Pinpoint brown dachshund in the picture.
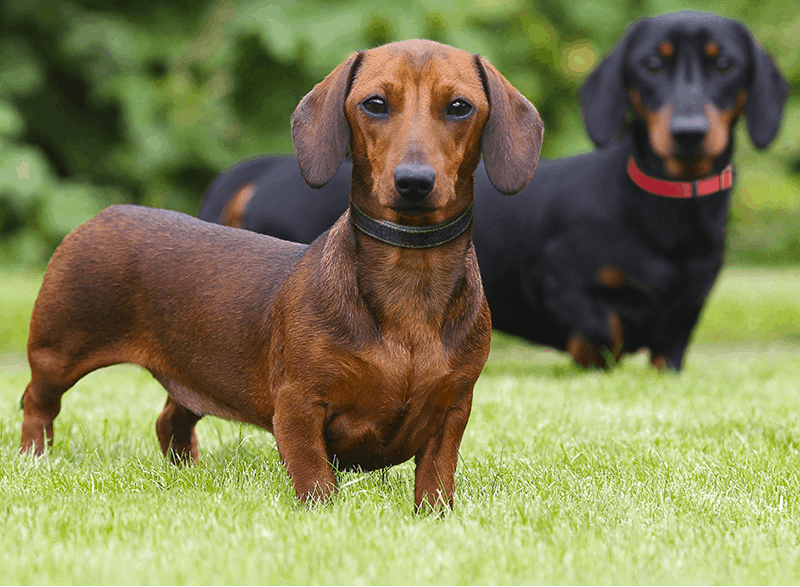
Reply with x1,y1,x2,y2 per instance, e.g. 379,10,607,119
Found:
20,40,543,510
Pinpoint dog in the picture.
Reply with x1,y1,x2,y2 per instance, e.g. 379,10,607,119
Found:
19,40,543,510
199,11,788,371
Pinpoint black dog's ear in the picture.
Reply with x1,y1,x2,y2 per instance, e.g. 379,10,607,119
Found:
475,55,544,195
291,52,363,188
735,23,789,150
580,21,644,147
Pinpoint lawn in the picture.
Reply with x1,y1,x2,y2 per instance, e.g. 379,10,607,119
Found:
1,266,799,584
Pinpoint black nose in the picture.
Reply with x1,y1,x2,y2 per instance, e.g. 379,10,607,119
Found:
671,114,708,151
394,163,435,202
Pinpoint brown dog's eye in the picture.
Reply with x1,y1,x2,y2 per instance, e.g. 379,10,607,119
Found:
645,56,664,74
361,97,388,116
447,99,473,118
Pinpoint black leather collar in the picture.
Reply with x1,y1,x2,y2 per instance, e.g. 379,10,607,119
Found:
350,204,474,249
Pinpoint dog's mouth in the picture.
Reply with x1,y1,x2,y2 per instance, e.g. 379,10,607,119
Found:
387,203,443,227
663,153,714,180
673,143,706,159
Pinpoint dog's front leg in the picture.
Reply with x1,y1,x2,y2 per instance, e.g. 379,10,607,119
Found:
272,394,336,505
413,394,472,513
541,267,623,367
648,264,721,371
649,297,706,371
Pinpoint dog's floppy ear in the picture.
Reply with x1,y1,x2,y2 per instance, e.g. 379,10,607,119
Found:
475,55,543,195
291,52,363,188
735,23,789,150
580,21,644,147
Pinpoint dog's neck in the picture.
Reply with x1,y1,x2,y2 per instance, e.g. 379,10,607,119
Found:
347,211,475,334
349,203,474,249
616,134,732,258
626,156,733,199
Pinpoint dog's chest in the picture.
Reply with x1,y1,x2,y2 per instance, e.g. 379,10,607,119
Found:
322,334,457,470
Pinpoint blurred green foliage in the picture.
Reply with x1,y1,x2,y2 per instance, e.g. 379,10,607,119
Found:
1,0,798,265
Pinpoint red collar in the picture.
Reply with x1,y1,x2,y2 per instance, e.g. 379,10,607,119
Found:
627,156,733,198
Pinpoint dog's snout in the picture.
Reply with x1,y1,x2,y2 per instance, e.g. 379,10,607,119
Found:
394,163,436,202
671,114,708,151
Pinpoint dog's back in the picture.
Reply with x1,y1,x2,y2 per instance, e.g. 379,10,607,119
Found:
28,205,308,426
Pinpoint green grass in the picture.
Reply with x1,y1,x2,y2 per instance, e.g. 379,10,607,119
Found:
0,268,43,355
1,265,799,584
694,266,800,344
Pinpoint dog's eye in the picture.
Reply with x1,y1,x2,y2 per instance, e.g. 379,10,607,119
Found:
447,99,473,118
362,97,388,116
715,56,733,74
645,56,664,74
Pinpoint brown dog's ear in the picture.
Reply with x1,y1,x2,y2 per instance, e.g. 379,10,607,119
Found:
291,52,363,188
476,55,544,195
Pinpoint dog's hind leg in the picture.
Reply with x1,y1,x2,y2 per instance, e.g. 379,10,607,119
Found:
20,347,94,455
20,382,64,456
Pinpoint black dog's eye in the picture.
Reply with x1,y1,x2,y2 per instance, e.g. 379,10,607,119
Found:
447,99,473,118
715,56,733,74
362,97,388,116
645,56,664,74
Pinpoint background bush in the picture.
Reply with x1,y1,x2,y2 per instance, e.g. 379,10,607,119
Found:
1,0,798,266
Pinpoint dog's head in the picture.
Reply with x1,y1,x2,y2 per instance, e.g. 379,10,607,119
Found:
291,39,543,225
580,11,788,179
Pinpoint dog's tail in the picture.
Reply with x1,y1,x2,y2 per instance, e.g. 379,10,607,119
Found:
197,156,279,224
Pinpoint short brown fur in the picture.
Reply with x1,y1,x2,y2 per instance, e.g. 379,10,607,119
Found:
20,40,541,512
597,265,629,289
658,41,674,59
704,41,720,58
703,90,748,160
219,182,256,228
567,311,624,369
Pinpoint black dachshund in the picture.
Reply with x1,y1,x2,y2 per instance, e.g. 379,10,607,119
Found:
199,11,788,370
